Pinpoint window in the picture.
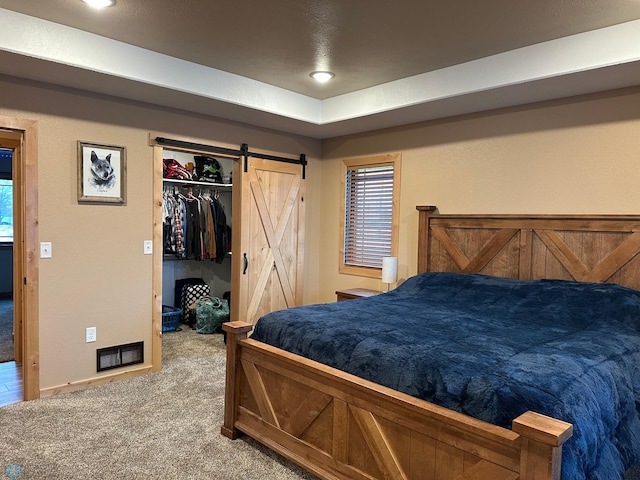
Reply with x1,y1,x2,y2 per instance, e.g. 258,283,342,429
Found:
340,154,400,277
0,179,12,243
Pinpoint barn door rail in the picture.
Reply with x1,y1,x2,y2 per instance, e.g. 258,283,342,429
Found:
155,136,244,157
155,137,307,179
246,150,307,179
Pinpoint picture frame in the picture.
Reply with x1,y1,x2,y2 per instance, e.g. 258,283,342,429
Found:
77,141,127,204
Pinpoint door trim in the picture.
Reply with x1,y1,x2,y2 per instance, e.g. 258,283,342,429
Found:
0,114,39,400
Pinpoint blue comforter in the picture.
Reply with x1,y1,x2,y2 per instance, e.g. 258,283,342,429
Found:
252,272,640,480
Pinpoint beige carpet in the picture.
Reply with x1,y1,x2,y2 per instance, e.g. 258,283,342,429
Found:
0,326,318,479
5,324,638,479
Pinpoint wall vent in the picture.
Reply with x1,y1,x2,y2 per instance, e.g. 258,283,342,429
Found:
97,341,144,372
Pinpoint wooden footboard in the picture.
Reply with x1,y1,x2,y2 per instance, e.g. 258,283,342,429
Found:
221,321,573,480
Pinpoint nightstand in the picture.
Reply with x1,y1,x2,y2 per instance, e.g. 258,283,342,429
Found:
335,288,382,302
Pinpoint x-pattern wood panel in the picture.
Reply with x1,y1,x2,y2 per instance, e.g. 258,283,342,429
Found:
350,405,406,479
431,227,518,273
431,224,640,283
241,359,279,427
246,171,300,320
239,357,515,480
283,389,333,438
242,360,335,439
535,229,640,282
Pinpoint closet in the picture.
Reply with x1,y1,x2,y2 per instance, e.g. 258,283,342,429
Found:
152,136,307,368
161,149,234,317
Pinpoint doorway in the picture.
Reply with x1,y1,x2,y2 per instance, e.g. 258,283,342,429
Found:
0,115,39,403
0,147,19,406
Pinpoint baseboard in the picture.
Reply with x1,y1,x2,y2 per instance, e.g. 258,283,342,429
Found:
0,292,12,299
39,364,153,398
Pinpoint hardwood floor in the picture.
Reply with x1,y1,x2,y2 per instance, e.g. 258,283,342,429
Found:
0,361,22,407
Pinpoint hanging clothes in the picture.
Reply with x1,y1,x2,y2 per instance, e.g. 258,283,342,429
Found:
162,184,230,262
198,194,210,260
174,194,186,258
207,197,218,259
162,189,176,255
211,195,229,263
184,194,203,260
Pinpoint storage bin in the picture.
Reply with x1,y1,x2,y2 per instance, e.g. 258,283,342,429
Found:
162,305,182,332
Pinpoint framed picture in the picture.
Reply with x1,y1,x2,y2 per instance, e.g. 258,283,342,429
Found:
77,141,126,204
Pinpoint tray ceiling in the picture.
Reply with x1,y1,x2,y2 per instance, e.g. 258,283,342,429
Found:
0,1,639,138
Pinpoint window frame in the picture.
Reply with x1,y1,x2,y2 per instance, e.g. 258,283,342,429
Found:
339,153,401,278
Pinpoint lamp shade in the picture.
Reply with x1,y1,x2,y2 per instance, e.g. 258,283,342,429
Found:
381,257,398,284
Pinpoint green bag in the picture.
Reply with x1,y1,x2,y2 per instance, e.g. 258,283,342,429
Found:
195,296,229,334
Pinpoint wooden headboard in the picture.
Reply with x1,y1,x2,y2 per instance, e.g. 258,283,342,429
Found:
417,206,640,291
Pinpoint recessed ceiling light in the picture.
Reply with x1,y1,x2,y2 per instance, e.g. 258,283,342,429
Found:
310,71,335,83
82,0,115,8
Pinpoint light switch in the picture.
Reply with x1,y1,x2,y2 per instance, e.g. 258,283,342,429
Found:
143,240,153,255
40,242,52,258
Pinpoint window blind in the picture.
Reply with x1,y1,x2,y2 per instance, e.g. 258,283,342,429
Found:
344,163,394,268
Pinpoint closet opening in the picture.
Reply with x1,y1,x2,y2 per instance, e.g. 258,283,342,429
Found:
152,142,237,368
151,135,307,370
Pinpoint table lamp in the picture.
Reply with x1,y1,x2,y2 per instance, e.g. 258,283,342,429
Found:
382,257,398,291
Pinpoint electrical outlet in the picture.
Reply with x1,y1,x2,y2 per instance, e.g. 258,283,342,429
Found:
143,240,153,255
86,327,97,343
40,242,52,259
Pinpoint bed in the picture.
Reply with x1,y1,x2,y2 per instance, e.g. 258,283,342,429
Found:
221,207,640,480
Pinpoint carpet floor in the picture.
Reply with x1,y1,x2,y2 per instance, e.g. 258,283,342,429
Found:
1,322,639,479
0,298,13,363
0,325,317,479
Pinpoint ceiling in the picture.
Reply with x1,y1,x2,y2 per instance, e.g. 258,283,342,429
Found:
1,1,640,139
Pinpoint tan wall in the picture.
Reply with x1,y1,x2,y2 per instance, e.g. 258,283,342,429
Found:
0,76,321,391
320,87,640,302
3,74,640,392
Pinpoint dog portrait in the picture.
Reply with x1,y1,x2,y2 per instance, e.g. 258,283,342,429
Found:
78,141,126,204
89,150,116,190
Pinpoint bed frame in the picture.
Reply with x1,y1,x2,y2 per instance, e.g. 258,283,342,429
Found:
221,207,640,480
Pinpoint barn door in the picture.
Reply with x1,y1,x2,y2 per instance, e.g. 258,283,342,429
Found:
231,157,305,325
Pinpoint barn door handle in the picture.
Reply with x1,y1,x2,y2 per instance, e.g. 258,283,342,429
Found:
243,253,248,274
